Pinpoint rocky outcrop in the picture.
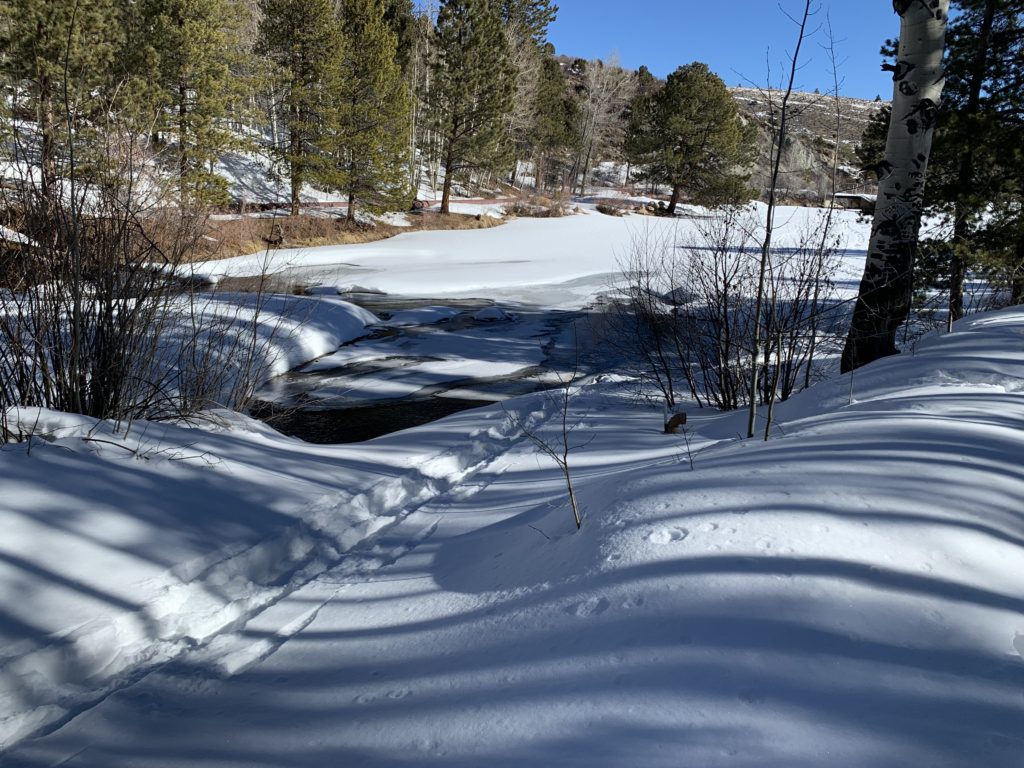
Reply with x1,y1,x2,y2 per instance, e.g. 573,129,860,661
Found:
730,87,886,203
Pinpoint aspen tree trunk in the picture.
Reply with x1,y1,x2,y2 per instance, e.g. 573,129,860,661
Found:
842,0,950,372
289,123,301,217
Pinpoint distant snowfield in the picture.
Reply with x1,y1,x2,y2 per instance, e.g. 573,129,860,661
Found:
3,207,1024,767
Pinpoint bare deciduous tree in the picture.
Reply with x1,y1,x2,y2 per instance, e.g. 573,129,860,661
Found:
571,57,634,195
609,206,843,425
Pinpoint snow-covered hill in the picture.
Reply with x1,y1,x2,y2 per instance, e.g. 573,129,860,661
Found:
3,294,1023,764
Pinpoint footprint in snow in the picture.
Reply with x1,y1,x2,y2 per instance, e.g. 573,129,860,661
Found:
566,597,610,617
738,689,766,705
356,689,412,704
1014,633,1024,659
649,527,688,545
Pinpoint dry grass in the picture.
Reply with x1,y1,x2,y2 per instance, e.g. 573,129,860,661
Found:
189,210,505,263
595,201,630,217
412,211,505,232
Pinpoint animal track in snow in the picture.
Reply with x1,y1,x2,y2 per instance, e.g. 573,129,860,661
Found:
566,597,610,617
648,527,689,545
355,688,412,704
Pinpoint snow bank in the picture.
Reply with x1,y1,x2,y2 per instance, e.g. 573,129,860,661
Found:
0,396,555,749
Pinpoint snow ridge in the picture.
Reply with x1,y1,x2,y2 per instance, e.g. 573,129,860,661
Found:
0,401,553,751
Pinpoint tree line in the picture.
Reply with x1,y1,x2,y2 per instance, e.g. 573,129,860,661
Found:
0,0,764,219
0,0,565,217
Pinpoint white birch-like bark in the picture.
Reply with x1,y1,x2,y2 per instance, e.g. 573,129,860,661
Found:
842,0,950,372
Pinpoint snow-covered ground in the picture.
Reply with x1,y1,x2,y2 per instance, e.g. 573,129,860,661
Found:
3,207,1023,766
188,202,871,309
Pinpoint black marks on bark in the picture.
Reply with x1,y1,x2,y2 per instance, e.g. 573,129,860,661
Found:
883,60,917,82
864,159,895,181
893,0,946,18
904,98,938,134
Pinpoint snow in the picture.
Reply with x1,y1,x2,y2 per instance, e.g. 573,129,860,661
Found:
0,225,33,247
185,203,871,310
2,210,1024,766
472,305,517,322
377,306,462,326
180,293,379,382
266,305,555,406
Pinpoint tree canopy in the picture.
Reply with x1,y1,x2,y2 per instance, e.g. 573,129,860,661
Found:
625,62,754,214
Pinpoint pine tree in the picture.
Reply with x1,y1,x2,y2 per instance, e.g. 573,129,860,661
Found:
623,65,659,187
497,1,559,189
498,0,557,44
258,0,343,215
529,52,578,190
429,0,515,214
381,0,417,74
926,0,1023,318
0,0,122,213
331,0,413,221
625,63,754,214
142,0,251,206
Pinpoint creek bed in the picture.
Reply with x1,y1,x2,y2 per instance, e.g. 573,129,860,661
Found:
250,295,589,444
250,396,497,444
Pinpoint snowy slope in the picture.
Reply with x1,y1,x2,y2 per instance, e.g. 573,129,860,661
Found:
3,307,1024,766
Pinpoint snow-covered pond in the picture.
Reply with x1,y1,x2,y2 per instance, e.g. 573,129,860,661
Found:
227,202,871,442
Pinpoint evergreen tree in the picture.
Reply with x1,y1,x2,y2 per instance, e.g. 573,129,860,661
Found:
495,3,558,189
927,0,1023,318
529,52,578,190
142,0,251,206
429,0,515,214
855,104,890,173
0,0,122,212
499,0,557,44
623,65,659,185
258,0,343,215
382,0,417,74
625,62,754,214
858,3,1024,317
331,0,413,220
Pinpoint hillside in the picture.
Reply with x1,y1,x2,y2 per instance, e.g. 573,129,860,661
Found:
730,86,885,201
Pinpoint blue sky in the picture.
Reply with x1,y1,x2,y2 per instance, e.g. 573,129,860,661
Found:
546,0,901,100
